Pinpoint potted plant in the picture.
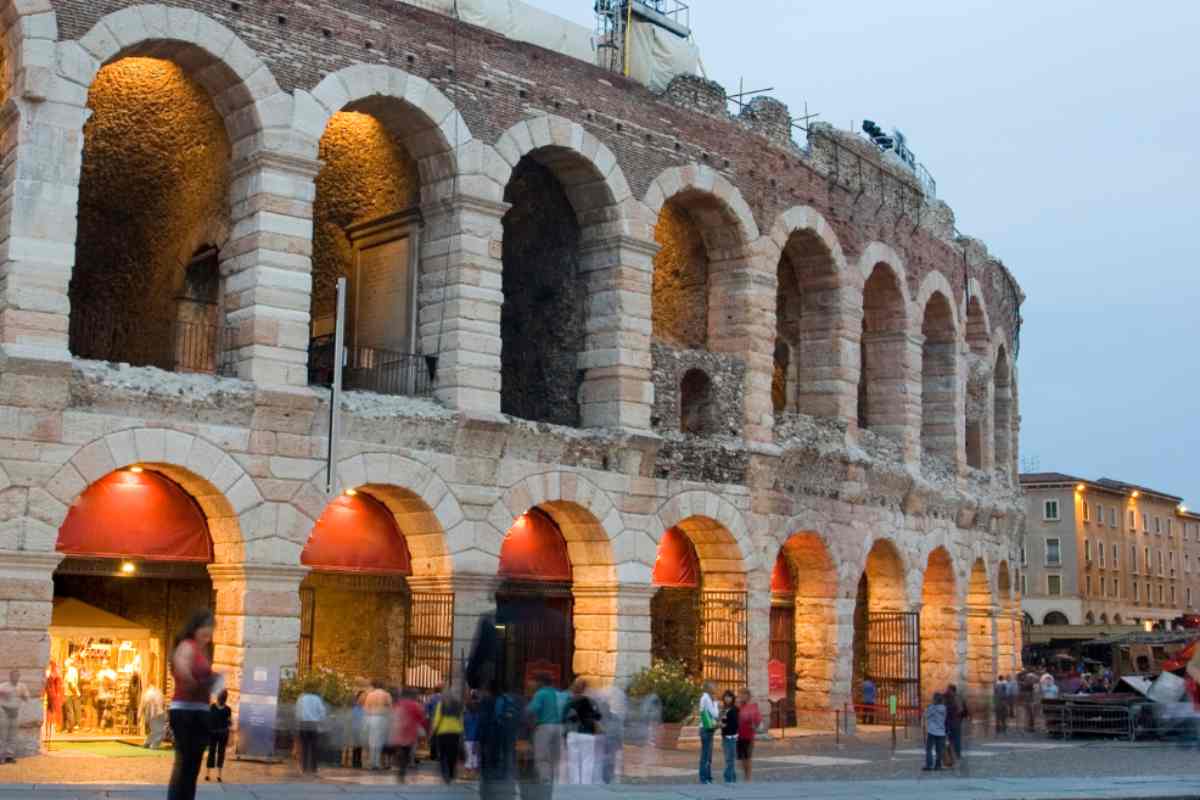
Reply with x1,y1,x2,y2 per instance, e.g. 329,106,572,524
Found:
626,659,702,750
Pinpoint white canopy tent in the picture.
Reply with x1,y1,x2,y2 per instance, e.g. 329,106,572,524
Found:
50,598,153,641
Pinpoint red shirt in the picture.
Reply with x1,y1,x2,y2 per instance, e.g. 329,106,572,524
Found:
171,640,213,704
738,702,761,740
391,698,427,747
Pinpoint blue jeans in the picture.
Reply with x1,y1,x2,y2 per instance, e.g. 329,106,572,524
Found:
924,733,945,769
721,736,737,783
698,727,714,783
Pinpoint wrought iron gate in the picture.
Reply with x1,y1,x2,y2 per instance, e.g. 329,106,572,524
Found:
700,590,748,691
866,611,921,717
298,586,316,670
769,604,797,726
406,592,454,693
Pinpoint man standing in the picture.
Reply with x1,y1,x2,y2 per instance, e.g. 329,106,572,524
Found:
0,670,30,763
862,678,877,724
527,672,563,793
944,684,968,767
922,692,947,771
993,675,1008,734
295,689,327,776
362,680,392,770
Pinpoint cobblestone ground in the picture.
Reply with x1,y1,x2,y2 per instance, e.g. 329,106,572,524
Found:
3,725,1199,787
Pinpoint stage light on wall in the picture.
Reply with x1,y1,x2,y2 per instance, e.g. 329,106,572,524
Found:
129,465,144,473
344,488,357,496
120,561,137,575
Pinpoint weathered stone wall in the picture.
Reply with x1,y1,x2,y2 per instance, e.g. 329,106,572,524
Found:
70,57,230,365
500,158,585,426
652,201,709,350
650,343,745,437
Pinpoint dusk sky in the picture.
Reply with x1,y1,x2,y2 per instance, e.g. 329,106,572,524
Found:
529,0,1200,503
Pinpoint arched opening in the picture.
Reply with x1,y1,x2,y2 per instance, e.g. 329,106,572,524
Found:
920,292,959,463
1099,613,1108,624
964,297,990,469
1085,611,1095,625
298,486,452,692
920,548,957,702
51,467,215,738
774,229,840,417
308,104,433,397
966,559,995,706
994,346,1014,479
70,56,233,375
500,152,597,426
1113,614,1123,624
651,516,747,693
494,501,616,692
650,191,747,435
858,264,907,437
997,562,1017,676
770,532,838,725
772,341,790,415
852,539,913,717
680,368,716,434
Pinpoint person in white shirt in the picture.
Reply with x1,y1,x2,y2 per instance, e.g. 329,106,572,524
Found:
140,684,165,749
296,691,328,775
697,682,719,784
0,670,30,763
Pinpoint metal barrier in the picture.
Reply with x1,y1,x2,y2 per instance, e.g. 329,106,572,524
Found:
1042,696,1137,741
308,336,436,397
70,311,236,376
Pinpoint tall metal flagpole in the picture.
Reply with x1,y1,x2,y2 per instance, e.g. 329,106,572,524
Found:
325,277,347,495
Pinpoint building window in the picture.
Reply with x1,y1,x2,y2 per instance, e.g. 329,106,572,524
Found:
1044,499,1060,521
1047,574,1062,596
1100,576,1107,596
1131,545,1138,572
1158,584,1164,604
1186,554,1191,574
1168,519,1174,537
1171,585,1177,605
1134,581,1140,602
1099,544,1106,567
1129,509,1136,530
1157,551,1164,576
1046,538,1062,566
1143,511,1149,532
1112,544,1119,568
1188,587,1193,608
1021,574,1027,596
1147,583,1153,603
1145,546,1151,574
1086,575,1092,595
1084,539,1092,562
1083,503,1091,523
1108,507,1117,527
1169,551,1176,575
1021,543,1027,566
1155,516,1162,534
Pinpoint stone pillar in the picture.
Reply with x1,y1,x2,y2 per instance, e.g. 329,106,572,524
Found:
965,604,996,710
708,262,775,443
419,196,508,415
0,93,89,363
794,597,839,712
746,577,771,700
0,551,60,756
208,564,307,719
223,152,322,387
572,582,626,688
577,236,657,431
795,289,862,424
921,336,963,471
860,331,923,463
830,597,857,712
439,573,501,692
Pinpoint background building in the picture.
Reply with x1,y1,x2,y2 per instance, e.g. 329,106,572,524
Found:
0,0,1024,753
1021,474,1200,629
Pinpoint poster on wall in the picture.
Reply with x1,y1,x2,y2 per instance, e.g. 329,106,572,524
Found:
767,658,787,702
237,665,280,760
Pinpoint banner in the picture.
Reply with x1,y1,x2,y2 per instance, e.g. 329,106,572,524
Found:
767,658,788,702
237,665,280,760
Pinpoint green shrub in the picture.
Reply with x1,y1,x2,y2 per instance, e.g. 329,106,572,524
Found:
626,659,702,724
278,667,358,708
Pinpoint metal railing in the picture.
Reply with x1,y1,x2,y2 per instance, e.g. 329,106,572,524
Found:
308,335,436,398
69,311,237,376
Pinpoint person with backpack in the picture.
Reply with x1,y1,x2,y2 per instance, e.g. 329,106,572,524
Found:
527,672,563,789
697,681,718,784
431,691,464,783
479,687,520,800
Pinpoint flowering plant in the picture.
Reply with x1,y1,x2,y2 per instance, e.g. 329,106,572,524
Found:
626,659,702,723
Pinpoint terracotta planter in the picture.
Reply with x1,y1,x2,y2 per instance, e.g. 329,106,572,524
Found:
655,722,684,750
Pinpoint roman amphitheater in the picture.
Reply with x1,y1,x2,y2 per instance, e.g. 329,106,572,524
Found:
0,0,1024,751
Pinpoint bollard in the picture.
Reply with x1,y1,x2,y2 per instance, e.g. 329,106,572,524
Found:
834,708,840,747
891,712,897,760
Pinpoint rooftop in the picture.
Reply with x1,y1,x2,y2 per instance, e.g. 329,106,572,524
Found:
1021,473,1189,506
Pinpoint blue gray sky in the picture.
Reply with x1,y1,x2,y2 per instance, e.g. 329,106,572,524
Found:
528,0,1200,503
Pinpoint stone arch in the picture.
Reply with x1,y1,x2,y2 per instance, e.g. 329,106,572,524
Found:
489,472,620,585
850,537,909,707
920,546,957,701
920,288,961,464
858,254,912,440
993,342,1014,479
963,286,992,470
774,530,839,713
965,281,991,357
643,163,760,245
965,558,995,701
655,490,754,588
67,7,285,157
302,63,473,201
0,0,58,102
308,452,465,578
41,428,257,565
914,271,960,334
766,206,854,419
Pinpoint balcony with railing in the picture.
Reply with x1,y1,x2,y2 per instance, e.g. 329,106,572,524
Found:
69,309,237,377
307,335,436,398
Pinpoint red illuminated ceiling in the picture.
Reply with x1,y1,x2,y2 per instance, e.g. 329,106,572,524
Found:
498,509,571,582
302,492,412,575
652,526,700,588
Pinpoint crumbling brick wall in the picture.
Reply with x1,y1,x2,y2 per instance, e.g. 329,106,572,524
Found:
650,342,745,438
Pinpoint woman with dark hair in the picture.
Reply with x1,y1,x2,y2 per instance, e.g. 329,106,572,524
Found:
204,689,232,783
167,609,219,800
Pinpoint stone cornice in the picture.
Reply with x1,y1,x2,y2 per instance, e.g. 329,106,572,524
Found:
207,563,310,585
0,551,63,573
233,150,323,180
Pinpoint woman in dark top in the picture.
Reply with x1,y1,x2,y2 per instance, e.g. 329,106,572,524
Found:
205,689,232,783
720,690,740,784
167,609,218,800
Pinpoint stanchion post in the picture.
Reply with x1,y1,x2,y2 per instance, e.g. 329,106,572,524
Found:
835,708,840,747
891,712,897,759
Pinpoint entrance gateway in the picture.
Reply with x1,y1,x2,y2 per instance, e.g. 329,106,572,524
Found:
866,611,922,718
